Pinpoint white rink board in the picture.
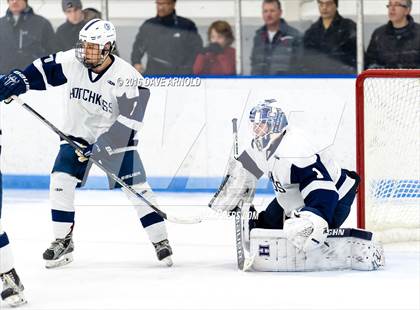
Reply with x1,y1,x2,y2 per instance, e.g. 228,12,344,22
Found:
1,78,356,185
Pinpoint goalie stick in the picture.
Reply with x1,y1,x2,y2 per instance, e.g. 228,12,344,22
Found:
207,118,254,270
230,118,246,270
207,119,246,268
11,96,201,225
230,119,256,271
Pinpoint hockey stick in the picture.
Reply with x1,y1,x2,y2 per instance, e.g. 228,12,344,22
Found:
230,119,255,271
230,118,247,270
207,118,247,269
11,96,201,224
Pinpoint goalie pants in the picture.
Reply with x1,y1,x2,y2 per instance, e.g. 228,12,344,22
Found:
49,142,167,243
256,169,360,229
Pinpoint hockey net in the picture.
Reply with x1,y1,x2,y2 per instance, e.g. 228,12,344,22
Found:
356,69,420,243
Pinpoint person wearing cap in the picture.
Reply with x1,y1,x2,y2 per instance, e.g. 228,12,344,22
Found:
366,0,420,69
302,0,357,74
0,0,55,73
55,0,85,52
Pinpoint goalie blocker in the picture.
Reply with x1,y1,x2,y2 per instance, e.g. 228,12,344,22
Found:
248,227,385,272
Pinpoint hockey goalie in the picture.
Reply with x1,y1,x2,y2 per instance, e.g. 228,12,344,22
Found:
210,99,385,272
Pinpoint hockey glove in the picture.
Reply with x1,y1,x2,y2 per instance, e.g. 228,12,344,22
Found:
75,144,94,163
75,138,110,163
283,211,328,252
0,71,30,102
210,158,257,212
202,43,224,54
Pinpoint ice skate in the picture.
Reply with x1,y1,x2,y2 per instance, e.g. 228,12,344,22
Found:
0,268,26,307
153,239,173,267
43,233,74,268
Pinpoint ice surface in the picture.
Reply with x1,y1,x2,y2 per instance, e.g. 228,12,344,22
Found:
1,190,419,310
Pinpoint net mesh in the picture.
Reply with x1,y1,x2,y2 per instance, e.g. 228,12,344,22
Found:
363,76,420,242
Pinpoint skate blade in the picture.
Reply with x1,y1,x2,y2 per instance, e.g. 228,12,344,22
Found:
162,256,173,267
45,253,73,269
4,293,27,307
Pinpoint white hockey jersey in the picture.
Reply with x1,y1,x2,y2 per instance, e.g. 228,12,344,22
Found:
238,126,356,224
23,49,146,145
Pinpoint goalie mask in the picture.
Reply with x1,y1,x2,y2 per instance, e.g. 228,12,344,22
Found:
76,19,116,69
249,99,288,151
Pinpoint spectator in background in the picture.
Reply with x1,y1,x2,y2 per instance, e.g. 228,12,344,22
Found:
82,7,120,56
303,0,356,74
250,0,302,75
131,0,203,75
193,21,236,75
366,0,420,69
83,7,102,22
55,0,85,52
0,0,55,73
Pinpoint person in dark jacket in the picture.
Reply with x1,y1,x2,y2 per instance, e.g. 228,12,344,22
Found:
366,0,420,69
250,0,303,75
131,0,203,75
0,0,55,73
193,20,236,75
303,0,357,74
55,0,85,52
83,7,101,22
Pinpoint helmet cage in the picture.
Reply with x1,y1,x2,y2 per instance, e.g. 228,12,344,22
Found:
249,101,288,151
75,40,115,69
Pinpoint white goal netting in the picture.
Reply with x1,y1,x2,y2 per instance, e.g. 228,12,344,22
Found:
360,71,420,243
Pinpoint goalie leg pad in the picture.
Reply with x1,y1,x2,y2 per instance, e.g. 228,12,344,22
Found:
249,228,385,271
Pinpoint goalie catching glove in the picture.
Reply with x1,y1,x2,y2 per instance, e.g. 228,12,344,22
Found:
210,158,257,212
284,211,329,252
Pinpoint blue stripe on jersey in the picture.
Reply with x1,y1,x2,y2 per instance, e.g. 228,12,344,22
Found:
41,54,67,87
52,209,75,223
117,87,150,122
0,232,10,248
23,64,47,90
335,170,347,190
301,189,339,225
290,154,333,192
140,212,164,228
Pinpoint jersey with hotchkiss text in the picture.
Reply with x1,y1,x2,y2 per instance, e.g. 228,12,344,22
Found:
23,49,145,145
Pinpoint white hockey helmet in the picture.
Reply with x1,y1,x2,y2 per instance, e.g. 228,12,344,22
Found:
76,19,116,69
249,99,288,151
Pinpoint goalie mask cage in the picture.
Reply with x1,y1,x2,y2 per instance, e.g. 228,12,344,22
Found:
356,69,420,243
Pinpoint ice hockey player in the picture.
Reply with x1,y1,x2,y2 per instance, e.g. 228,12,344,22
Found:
0,106,26,306
0,19,173,268
211,99,384,271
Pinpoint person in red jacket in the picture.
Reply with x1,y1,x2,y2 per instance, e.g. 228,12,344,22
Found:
193,20,236,75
